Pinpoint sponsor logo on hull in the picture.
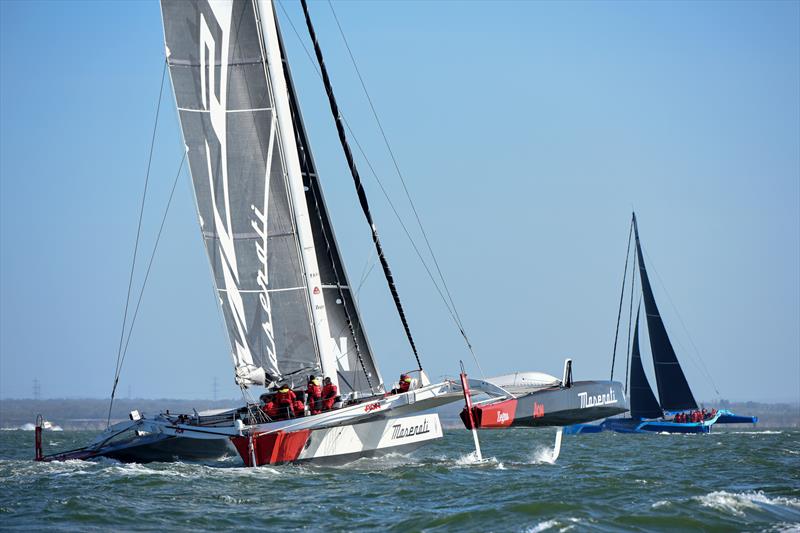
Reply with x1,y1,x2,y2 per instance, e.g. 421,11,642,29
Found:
578,388,618,409
391,419,431,440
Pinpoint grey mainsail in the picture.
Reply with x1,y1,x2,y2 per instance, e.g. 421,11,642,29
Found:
161,0,321,386
161,0,384,394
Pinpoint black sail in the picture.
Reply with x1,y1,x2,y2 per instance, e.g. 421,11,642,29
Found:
275,21,383,395
633,214,698,411
629,306,663,419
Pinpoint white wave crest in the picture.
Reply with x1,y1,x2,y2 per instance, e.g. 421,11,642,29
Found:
454,451,502,468
726,430,784,435
695,491,800,517
5,422,62,431
526,517,582,532
529,446,559,465
527,519,559,532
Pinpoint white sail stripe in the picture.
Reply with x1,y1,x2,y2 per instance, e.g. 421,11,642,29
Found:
201,230,293,239
322,285,349,290
178,107,273,113
169,58,264,67
217,286,304,294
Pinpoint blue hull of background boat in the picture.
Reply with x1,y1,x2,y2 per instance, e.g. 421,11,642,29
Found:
563,423,604,435
716,414,758,424
600,417,710,433
565,409,757,435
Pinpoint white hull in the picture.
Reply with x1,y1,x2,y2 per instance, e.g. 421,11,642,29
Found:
295,412,442,464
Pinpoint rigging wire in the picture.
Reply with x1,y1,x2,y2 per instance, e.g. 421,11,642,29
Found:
118,154,187,373
641,247,721,396
610,218,634,380
325,0,483,378
299,0,423,371
107,59,167,427
277,0,485,377
624,250,637,394
106,152,186,427
328,0,480,366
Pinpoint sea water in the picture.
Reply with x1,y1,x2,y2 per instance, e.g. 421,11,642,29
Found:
1,427,798,531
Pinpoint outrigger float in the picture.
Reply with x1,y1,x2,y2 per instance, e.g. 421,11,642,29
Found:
455,360,628,462
459,360,627,430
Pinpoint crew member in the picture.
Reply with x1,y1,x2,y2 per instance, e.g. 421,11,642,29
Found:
322,377,338,411
390,374,413,395
274,384,297,419
307,375,323,415
261,396,279,419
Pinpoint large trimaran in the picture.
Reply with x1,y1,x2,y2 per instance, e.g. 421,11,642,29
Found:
35,0,625,466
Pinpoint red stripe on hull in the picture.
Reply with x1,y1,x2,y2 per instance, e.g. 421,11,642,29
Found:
232,430,311,466
460,398,518,428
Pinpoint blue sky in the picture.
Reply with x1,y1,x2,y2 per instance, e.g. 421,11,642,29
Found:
1,0,798,403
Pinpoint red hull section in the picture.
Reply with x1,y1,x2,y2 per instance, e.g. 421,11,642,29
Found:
460,398,518,429
231,430,311,466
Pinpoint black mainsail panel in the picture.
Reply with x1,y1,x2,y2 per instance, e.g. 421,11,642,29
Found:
276,16,383,395
628,307,663,419
633,214,698,411
161,1,321,386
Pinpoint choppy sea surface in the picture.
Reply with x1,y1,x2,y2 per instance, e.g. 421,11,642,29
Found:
1,427,798,531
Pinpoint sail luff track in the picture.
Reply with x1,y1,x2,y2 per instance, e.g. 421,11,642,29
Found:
299,0,423,370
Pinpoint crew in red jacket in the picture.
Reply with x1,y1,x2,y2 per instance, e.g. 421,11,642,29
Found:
398,374,412,393
274,384,297,419
307,375,323,415
388,374,413,395
261,396,280,419
322,377,338,411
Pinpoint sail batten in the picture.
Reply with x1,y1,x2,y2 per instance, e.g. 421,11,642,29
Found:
632,213,698,411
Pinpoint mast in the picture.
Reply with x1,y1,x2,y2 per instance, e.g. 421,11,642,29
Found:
628,305,663,419
633,213,698,411
299,0,423,371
